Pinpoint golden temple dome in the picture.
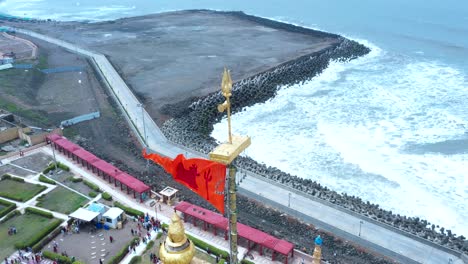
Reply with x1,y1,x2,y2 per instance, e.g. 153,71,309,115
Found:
159,213,195,264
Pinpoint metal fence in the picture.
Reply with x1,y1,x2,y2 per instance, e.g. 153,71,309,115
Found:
60,111,100,127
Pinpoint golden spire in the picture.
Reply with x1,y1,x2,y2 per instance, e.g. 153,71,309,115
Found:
160,213,195,264
217,68,233,144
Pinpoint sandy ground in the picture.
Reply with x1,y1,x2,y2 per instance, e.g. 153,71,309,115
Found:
3,10,339,124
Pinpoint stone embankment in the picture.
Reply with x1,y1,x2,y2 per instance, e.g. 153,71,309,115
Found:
160,37,468,256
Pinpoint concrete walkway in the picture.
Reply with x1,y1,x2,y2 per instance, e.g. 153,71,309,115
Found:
5,26,465,264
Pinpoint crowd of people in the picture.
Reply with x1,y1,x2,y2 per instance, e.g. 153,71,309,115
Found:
3,250,44,264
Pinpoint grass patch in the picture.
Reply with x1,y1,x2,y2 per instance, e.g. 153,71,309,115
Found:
0,212,60,259
63,127,78,139
0,178,46,202
36,187,88,214
37,54,48,69
0,97,50,126
39,174,56,185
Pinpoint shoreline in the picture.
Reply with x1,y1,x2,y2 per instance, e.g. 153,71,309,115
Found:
2,9,467,259
159,28,468,255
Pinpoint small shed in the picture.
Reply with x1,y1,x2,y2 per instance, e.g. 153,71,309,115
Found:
1,57,14,65
69,208,100,223
102,207,124,229
159,186,178,206
87,203,106,222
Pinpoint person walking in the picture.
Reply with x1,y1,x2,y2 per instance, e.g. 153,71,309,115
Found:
109,236,114,243
99,258,103,264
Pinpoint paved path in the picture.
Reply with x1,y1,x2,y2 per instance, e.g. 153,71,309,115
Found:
6,26,465,264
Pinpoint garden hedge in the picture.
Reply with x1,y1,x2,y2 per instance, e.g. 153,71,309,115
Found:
107,237,139,264
43,162,70,174
58,163,70,171
2,174,25,182
241,259,255,264
102,192,112,201
114,201,144,218
129,256,142,264
0,198,16,218
83,180,100,192
145,240,154,252
39,174,56,185
186,234,229,259
25,207,53,218
43,251,73,264
31,220,63,252
88,191,98,198
71,177,83,183
14,219,62,249
0,209,20,223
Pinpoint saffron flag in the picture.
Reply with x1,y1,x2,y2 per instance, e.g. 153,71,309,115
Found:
143,149,227,213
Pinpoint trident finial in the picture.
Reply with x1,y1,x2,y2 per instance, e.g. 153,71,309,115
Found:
218,68,233,144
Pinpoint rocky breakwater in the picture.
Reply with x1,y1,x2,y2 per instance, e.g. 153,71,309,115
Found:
161,36,467,255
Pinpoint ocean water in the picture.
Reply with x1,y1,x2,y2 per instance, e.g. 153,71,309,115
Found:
1,0,467,236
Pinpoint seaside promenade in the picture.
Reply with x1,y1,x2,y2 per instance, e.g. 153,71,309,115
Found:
6,26,465,264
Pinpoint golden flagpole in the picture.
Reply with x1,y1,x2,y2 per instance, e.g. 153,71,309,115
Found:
210,68,251,264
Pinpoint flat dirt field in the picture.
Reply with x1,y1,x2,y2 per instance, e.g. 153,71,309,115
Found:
4,10,339,124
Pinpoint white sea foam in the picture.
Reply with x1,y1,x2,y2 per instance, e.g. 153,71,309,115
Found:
212,44,468,236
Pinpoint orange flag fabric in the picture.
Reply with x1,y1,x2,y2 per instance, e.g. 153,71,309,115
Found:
143,149,227,213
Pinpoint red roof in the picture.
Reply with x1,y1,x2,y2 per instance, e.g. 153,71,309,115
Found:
47,133,62,141
92,160,122,177
54,138,80,152
175,201,228,229
72,148,100,164
45,134,152,195
115,172,151,193
175,201,294,255
237,223,269,245
274,240,295,256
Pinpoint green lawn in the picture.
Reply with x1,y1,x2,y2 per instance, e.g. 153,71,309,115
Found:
0,179,46,202
0,213,57,259
36,187,89,214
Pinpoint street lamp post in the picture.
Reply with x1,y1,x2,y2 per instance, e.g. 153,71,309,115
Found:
137,103,147,147
359,220,364,237
137,103,149,174
51,142,58,171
